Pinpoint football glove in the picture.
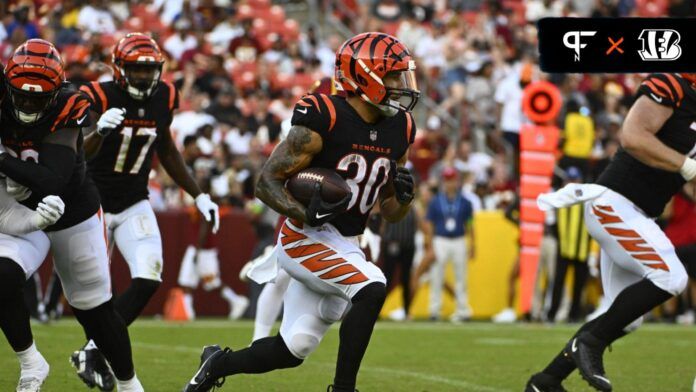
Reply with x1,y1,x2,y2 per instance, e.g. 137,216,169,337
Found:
390,160,414,205
32,195,65,229
305,182,351,227
195,193,220,233
96,107,126,137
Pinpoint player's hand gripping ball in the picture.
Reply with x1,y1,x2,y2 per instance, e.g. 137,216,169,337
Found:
286,168,352,227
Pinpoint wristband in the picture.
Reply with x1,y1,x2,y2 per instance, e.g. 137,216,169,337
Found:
680,157,696,181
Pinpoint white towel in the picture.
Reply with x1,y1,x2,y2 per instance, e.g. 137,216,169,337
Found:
536,183,608,211
247,244,280,284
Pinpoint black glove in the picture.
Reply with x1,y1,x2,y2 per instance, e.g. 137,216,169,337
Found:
305,182,352,227
390,160,414,205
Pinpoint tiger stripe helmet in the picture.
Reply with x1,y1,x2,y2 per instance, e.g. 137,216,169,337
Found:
335,32,419,115
112,32,164,100
4,39,65,124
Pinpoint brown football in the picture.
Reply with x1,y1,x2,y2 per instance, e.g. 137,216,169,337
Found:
286,167,351,206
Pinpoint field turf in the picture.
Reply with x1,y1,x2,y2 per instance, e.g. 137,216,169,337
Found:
1,319,694,391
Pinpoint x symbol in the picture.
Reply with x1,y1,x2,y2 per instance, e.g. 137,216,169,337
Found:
606,36,624,55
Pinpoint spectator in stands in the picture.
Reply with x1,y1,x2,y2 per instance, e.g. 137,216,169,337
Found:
426,167,474,322
195,54,233,100
494,61,532,158
410,114,449,181
228,17,263,62
77,0,117,35
164,18,197,63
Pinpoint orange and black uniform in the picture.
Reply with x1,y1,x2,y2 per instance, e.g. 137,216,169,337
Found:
291,93,416,236
0,87,99,230
80,80,179,213
598,73,696,217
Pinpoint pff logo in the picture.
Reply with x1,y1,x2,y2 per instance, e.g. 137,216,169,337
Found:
563,31,597,62
638,29,682,61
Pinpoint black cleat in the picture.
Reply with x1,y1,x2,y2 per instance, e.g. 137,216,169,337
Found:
566,332,612,391
70,347,115,391
182,345,230,392
525,373,568,392
327,385,359,392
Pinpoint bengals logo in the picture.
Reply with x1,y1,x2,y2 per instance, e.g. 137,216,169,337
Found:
637,29,682,61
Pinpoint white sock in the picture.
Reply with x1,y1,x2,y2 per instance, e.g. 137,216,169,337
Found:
17,342,47,376
183,293,195,320
221,286,240,303
116,374,143,392
84,339,97,350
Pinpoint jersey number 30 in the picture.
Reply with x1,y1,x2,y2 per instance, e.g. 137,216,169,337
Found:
336,154,390,214
114,127,157,174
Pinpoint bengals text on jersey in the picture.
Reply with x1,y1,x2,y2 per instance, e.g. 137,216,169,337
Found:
291,92,416,236
0,87,99,231
80,80,179,213
597,73,696,217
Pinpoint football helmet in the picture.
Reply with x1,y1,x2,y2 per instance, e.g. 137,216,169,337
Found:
4,39,65,124
335,32,419,116
112,32,164,100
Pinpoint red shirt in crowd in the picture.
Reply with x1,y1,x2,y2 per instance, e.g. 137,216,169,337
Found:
665,193,696,247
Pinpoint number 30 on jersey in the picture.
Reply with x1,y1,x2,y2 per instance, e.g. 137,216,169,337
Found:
336,154,390,214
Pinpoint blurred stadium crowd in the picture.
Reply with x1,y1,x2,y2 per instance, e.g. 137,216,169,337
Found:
2,0,696,324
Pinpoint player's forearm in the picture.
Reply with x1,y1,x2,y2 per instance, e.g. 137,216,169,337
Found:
621,128,685,172
380,196,411,223
83,132,105,160
0,145,75,196
255,173,307,222
159,146,202,198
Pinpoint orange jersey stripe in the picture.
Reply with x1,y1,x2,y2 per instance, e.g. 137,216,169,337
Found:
634,253,664,261
319,94,336,131
51,94,79,132
596,205,614,212
605,227,640,238
306,95,321,112
642,80,668,98
336,272,369,285
164,81,176,111
663,73,684,101
650,78,675,101
79,85,95,102
618,239,655,253
285,243,329,258
300,250,344,272
593,206,622,224
71,100,91,120
406,112,413,142
318,264,361,280
91,82,108,112
297,100,312,107
280,223,307,246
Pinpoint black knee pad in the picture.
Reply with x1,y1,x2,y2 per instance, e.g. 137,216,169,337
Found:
0,258,26,297
352,282,387,306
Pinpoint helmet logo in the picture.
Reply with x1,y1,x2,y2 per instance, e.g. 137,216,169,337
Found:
21,83,43,92
137,55,156,62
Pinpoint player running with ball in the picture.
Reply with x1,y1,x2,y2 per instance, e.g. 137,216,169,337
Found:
183,32,419,392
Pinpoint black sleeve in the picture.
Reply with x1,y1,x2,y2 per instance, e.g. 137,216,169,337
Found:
290,93,331,135
0,144,76,196
637,73,684,108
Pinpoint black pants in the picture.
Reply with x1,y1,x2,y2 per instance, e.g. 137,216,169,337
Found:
676,243,696,280
381,242,414,316
547,257,589,322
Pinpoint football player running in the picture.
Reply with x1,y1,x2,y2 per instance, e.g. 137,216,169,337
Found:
527,73,693,392
182,32,419,392
0,164,64,392
0,39,144,391
75,32,220,390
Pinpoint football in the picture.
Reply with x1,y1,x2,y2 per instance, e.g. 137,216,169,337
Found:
286,167,351,206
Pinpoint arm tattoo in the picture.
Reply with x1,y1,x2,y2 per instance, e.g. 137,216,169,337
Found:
255,126,319,222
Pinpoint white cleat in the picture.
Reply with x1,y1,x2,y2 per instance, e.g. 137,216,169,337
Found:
229,296,249,320
17,355,49,392
492,307,516,323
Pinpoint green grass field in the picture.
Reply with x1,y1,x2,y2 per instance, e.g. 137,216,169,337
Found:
1,319,694,391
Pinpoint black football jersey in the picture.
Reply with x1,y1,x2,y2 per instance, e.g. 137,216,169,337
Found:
291,93,416,236
597,73,696,217
0,88,100,231
81,81,179,213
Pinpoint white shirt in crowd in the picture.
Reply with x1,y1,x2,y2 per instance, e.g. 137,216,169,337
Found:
77,5,117,34
494,71,524,133
164,33,197,61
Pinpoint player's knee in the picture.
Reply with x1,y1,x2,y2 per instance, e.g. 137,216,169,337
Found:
318,295,349,323
654,263,689,296
352,282,386,307
0,257,25,296
287,333,320,359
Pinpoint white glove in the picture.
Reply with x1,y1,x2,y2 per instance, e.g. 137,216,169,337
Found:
31,195,65,229
195,193,220,233
7,177,31,201
96,108,126,136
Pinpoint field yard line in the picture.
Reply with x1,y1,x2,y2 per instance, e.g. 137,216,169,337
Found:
130,341,511,392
